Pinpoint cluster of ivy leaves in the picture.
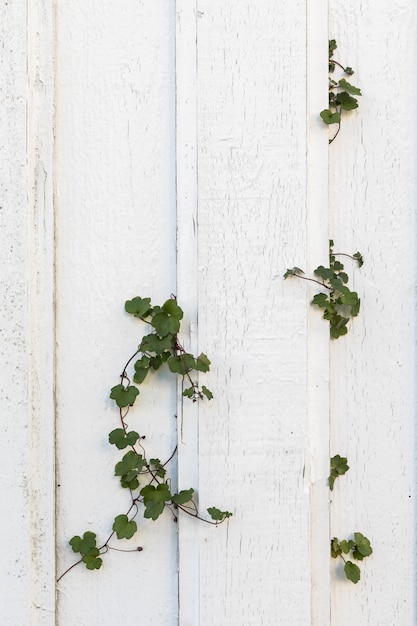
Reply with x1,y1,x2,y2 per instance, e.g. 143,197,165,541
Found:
329,454,349,491
320,39,362,143
284,240,363,338
331,533,373,584
61,296,231,577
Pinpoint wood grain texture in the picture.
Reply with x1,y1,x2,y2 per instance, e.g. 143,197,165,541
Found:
0,1,55,623
54,2,178,624
192,2,312,623
329,2,417,624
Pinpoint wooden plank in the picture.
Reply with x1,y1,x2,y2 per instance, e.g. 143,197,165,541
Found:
329,1,417,623
54,3,178,623
306,2,331,624
175,2,201,625
193,1,312,623
0,1,55,623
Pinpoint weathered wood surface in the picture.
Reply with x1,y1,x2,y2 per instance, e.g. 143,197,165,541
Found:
329,1,417,624
2,0,417,624
54,2,179,624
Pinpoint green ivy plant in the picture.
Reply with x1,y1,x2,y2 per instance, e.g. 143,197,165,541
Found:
284,240,363,338
320,39,362,143
331,533,373,584
57,296,231,581
329,454,349,490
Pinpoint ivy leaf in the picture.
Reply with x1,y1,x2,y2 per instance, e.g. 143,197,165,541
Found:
108,429,140,450
115,451,147,489
151,312,180,337
284,267,304,279
140,333,173,354
125,297,152,318
140,483,172,520
353,532,373,558
171,488,195,505
202,385,213,400
339,539,355,554
69,531,100,562
336,91,358,111
312,293,329,308
195,353,211,373
331,537,342,558
353,252,364,267
110,384,139,408
112,514,138,540
161,299,184,320
167,354,194,375
207,507,233,521
344,561,361,584
149,458,166,478
338,78,361,96
82,554,103,570
320,109,341,125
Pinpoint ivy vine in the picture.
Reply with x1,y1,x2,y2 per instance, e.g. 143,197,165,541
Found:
57,296,231,581
320,39,362,143
331,532,373,584
284,239,363,338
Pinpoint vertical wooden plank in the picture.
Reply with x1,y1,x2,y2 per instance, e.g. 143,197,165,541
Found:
27,0,56,622
306,2,331,624
329,1,417,623
0,1,55,623
192,1,311,623
175,2,201,625
55,2,178,623
0,3,31,622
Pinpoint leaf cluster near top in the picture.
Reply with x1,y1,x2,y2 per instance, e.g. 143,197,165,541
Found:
320,40,362,142
285,240,363,339
331,533,373,583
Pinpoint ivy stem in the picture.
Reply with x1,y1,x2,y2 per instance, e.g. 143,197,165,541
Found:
292,273,332,290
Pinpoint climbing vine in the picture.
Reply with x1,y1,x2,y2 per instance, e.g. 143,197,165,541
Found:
320,39,362,143
57,295,231,581
284,240,363,338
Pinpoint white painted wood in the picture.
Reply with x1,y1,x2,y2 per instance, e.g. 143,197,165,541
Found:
188,2,315,623
306,2,331,624
54,2,178,624
0,1,55,624
329,2,417,624
175,2,201,625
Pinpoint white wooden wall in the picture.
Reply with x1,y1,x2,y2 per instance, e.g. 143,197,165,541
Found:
1,1,416,625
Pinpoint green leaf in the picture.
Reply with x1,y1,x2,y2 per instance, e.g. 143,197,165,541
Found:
112,514,138,540
195,353,211,373
354,532,373,558
140,483,172,520
172,488,195,505
283,267,304,279
182,387,195,399
336,91,358,111
167,355,194,375
108,429,140,450
344,561,361,584
320,109,341,125
312,293,329,308
151,312,180,337
110,384,139,408
353,251,364,267
331,538,342,558
69,531,99,556
149,458,166,478
125,297,152,318
207,507,233,521
338,78,362,96
161,299,184,320
339,539,355,554
115,451,147,489
140,333,173,354
82,554,103,570
202,385,213,400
